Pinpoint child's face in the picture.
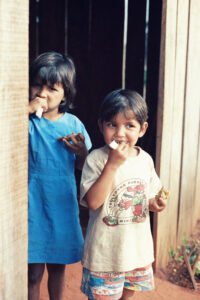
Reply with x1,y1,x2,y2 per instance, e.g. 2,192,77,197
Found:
30,82,65,113
99,110,148,151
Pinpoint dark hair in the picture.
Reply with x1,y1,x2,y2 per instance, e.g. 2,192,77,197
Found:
99,89,148,127
29,51,76,112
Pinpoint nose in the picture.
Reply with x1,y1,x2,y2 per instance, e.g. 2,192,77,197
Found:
115,126,125,137
37,86,47,98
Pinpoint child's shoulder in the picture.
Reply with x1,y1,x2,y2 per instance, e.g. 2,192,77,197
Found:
63,112,80,122
62,112,86,127
87,145,108,161
83,146,108,173
137,147,155,166
89,145,108,155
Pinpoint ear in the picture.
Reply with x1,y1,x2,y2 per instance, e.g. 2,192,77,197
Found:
139,122,148,138
98,119,103,134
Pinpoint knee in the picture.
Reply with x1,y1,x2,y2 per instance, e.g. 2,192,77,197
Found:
28,266,44,285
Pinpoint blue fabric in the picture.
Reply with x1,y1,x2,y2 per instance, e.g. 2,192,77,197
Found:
28,113,92,264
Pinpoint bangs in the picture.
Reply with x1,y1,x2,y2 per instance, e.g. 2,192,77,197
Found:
104,105,130,122
32,65,62,86
101,97,130,122
99,89,148,126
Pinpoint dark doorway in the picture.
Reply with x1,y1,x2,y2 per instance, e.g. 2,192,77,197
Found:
29,0,162,231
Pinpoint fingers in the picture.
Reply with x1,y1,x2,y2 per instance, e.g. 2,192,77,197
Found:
57,133,86,155
29,97,48,113
62,138,77,152
157,197,167,207
57,132,85,144
76,132,85,142
120,141,128,151
40,99,48,112
69,133,85,144
114,141,129,157
149,197,167,213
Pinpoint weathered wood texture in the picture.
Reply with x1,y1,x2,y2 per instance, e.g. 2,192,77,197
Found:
0,0,29,299
155,0,200,268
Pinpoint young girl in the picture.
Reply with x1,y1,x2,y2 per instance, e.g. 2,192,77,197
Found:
80,89,168,300
28,51,92,300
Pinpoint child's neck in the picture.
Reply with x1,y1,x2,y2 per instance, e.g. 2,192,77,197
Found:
129,146,140,157
43,110,64,122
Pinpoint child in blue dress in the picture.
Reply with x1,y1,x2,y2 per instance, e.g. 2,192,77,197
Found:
28,51,92,300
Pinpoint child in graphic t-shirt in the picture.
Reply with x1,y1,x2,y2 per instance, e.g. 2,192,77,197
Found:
80,89,168,300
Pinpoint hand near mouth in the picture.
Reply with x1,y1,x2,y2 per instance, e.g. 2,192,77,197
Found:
107,141,129,169
29,96,48,115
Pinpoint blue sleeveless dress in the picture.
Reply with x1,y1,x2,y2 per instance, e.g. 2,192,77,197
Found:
28,113,92,264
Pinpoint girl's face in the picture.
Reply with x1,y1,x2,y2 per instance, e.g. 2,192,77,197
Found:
99,110,148,151
30,82,65,114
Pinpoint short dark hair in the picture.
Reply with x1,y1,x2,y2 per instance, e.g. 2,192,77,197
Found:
29,51,76,112
99,89,148,127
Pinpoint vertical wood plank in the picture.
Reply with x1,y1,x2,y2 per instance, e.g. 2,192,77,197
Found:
155,0,178,268
0,0,29,298
155,0,190,268
178,0,200,241
194,139,200,225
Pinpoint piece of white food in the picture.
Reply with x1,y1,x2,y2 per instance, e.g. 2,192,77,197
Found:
109,140,118,150
36,107,43,118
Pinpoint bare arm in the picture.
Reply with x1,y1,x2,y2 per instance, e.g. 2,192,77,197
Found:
86,143,129,210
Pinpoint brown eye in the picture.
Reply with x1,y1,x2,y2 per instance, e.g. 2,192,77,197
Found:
127,124,134,128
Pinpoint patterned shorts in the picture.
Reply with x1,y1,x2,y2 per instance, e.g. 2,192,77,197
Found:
81,264,154,300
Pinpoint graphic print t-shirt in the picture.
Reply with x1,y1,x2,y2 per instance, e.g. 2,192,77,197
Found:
80,146,162,272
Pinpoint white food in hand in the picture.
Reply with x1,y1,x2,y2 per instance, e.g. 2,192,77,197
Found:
36,107,43,118
109,140,118,150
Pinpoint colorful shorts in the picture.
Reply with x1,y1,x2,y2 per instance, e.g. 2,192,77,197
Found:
81,264,154,300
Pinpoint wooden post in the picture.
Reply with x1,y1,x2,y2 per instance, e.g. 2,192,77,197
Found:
0,0,29,299
155,0,200,269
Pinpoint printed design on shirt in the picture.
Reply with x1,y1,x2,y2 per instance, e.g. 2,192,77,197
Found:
103,178,148,226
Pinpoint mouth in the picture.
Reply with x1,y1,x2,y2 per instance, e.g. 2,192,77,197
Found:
114,140,128,144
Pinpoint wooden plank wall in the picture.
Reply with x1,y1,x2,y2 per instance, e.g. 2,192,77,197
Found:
155,0,200,268
0,0,29,299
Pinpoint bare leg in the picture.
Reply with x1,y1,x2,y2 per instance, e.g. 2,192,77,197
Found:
47,263,66,300
119,288,135,300
28,263,45,300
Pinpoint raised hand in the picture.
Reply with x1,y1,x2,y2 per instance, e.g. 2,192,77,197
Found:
29,97,48,115
107,141,129,169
